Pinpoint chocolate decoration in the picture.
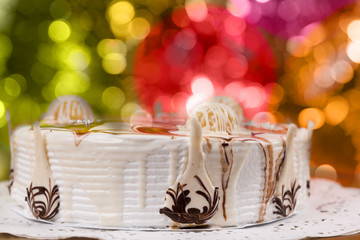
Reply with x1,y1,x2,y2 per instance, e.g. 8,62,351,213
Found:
159,175,220,224
272,180,301,217
306,180,310,196
25,178,60,220
219,140,233,220
8,169,14,194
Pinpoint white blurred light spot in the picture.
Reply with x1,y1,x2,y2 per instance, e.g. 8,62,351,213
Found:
253,112,276,124
314,65,336,88
130,109,153,125
346,41,360,63
186,94,207,115
227,0,251,18
191,75,214,98
347,19,360,42
239,85,265,108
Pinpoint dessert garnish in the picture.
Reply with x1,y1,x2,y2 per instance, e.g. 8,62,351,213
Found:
160,118,220,225
42,95,94,125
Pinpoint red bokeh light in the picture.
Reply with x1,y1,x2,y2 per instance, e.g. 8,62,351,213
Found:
134,6,276,118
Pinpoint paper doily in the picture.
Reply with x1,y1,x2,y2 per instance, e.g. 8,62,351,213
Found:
1,179,360,240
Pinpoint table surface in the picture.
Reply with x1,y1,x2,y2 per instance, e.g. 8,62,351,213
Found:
1,179,360,240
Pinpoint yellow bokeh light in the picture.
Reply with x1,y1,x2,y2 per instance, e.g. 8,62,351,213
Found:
286,36,311,57
314,164,337,181
324,96,349,126
0,34,13,59
185,0,208,22
347,19,360,41
4,77,21,97
128,18,150,40
53,71,90,97
121,102,141,119
107,1,134,25
97,39,127,58
0,100,5,119
67,48,91,71
102,53,126,74
298,108,325,129
102,86,125,110
253,112,277,124
147,0,168,15
48,20,71,43
347,89,360,110
346,41,360,63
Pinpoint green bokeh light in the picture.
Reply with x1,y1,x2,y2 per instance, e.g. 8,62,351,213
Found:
48,20,71,42
0,34,12,59
0,101,5,119
102,86,125,110
4,77,21,97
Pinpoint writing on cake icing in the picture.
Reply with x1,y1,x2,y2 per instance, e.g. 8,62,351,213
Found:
159,175,220,224
25,178,60,220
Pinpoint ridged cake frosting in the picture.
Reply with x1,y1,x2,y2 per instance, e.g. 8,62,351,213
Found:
8,95,313,228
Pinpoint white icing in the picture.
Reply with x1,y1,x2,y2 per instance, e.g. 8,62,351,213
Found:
274,124,297,198
10,121,311,228
138,156,147,208
162,118,219,225
168,144,179,186
32,123,53,186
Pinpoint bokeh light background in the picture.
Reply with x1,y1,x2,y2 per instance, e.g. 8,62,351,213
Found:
0,0,360,186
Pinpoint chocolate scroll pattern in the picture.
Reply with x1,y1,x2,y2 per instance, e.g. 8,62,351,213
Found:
25,179,60,220
160,175,220,224
272,180,301,217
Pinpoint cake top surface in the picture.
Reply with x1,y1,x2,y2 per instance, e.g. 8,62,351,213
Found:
15,94,307,144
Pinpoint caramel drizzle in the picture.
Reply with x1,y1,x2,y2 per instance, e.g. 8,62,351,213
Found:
204,137,212,153
219,139,233,221
72,131,91,147
241,136,286,223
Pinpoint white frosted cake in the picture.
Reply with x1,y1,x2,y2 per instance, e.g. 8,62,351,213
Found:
8,95,313,228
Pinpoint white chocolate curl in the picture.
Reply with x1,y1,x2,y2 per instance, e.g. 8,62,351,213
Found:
186,102,241,134
210,96,244,122
42,95,94,125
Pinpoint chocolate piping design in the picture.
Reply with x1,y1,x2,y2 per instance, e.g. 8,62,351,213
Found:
272,180,301,217
159,175,220,224
219,140,233,220
25,178,60,220
242,137,286,223
306,180,310,196
8,169,14,194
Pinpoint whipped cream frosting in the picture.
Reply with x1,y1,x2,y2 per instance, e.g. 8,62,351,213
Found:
8,95,313,228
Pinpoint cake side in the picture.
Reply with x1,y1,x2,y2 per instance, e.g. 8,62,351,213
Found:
9,121,312,228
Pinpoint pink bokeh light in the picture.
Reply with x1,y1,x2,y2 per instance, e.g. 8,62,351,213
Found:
231,0,357,38
134,6,276,118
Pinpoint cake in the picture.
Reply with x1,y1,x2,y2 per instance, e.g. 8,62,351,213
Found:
8,95,313,228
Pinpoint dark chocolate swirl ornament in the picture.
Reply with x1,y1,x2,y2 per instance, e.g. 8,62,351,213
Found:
160,175,219,224
25,178,60,220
